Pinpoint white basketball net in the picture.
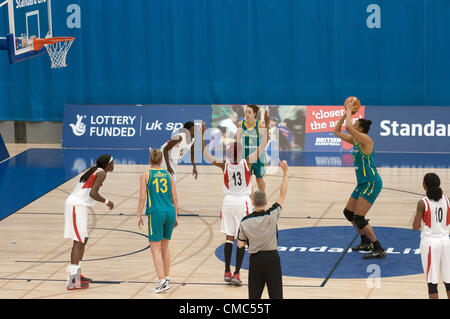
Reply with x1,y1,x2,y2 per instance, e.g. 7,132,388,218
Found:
44,39,74,69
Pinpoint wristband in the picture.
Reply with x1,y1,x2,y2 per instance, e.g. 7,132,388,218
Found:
105,199,109,205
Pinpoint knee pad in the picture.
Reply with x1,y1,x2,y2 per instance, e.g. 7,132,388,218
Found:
353,215,368,229
428,283,438,294
445,282,450,292
343,209,354,222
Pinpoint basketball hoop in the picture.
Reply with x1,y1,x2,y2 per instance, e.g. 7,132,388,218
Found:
33,37,75,69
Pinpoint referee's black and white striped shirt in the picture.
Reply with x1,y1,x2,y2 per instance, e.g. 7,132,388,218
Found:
238,203,282,254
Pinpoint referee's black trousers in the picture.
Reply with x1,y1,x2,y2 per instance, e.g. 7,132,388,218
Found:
248,250,283,299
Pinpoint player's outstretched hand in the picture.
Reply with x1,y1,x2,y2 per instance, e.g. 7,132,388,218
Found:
279,159,288,172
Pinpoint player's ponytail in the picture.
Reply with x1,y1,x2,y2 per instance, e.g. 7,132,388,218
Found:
79,154,112,183
150,149,163,166
423,173,443,201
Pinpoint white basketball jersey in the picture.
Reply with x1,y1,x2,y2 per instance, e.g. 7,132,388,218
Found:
66,168,104,207
223,159,252,197
160,132,195,172
420,195,450,238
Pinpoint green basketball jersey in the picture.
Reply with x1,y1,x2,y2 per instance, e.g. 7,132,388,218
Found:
241,119,265,163
352,140,379,184
146,169,174,214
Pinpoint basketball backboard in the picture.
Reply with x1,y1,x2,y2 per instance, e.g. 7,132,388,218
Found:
0,0,53,63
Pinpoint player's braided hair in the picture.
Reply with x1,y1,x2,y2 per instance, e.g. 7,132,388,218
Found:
79,154,112,183
423,173,443,201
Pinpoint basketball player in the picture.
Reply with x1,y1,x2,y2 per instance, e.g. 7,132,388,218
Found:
236,105,270,191
202,122,269,286
333,100,386,259
64,154,115,290
138,149,178,294
160,121,198,181
412,173,450,299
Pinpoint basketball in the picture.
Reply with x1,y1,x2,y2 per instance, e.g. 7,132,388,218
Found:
345,96,361,114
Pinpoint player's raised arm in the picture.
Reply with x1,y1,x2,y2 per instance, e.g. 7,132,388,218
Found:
276,160,289,207
201,122,225,171
344,103,372,148
333,113,355,145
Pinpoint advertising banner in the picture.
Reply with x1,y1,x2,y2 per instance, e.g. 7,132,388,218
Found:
305,105,365,152
365,106,450,153
62,104,211,149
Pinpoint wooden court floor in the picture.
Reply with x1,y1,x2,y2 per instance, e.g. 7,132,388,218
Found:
0,144,449,299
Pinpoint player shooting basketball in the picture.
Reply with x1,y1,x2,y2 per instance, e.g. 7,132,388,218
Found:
333,98,386,259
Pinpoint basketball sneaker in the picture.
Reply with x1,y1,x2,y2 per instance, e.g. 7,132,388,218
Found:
231,274,242,286
224,271,232,283
76,268,92,283
152,279,170,294
351,242,374,252
80,274,92,283
363,248,387,259
67,274,89,290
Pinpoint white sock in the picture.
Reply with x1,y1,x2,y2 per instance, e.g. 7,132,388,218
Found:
67,264,79,276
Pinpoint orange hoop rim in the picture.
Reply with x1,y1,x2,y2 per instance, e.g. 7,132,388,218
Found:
33,37,75,51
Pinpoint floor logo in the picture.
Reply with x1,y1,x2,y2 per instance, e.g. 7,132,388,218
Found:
215,226,423,279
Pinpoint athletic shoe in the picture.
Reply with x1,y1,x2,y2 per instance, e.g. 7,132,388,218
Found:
351,242,374,252
152,279,170,294
363,249,387,259
67,274,89,290
224,271,232,283
80,274,92,283
231,274,242,286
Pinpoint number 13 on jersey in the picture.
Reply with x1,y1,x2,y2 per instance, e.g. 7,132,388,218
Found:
153,178,168,193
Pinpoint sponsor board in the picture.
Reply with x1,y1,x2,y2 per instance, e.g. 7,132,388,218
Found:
366,106,450,153
62,104,211,149
305,105,365,152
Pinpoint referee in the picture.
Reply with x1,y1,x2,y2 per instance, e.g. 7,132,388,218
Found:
237,160,288,299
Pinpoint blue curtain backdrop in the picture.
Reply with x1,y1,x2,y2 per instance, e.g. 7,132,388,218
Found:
0,0,449,121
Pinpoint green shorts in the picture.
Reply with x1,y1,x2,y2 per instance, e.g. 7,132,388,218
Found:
251,162,266,179
147,211,176,242
351,175,383,205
